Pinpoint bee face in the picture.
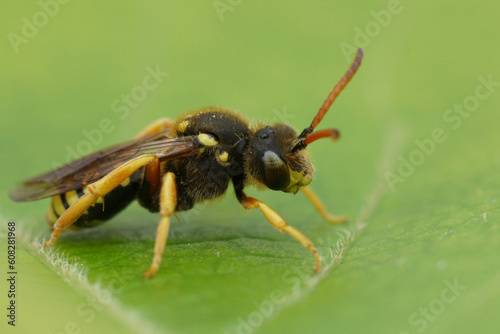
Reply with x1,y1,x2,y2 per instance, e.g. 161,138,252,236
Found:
247,124,314,193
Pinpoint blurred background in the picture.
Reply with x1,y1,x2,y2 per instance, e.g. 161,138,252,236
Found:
1,1,499,333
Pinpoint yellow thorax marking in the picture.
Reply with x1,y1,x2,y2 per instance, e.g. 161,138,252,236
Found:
218,151,229,162
198,133,218,147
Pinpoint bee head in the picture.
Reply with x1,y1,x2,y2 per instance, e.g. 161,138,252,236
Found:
247,124,314,193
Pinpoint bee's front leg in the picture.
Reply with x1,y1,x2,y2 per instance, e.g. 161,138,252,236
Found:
236,190,321,273
300,187,347,224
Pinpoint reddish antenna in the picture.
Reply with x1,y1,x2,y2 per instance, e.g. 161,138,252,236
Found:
293,48,364,152
303,128,340,146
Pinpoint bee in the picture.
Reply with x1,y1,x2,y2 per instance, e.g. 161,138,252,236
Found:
10,48,364,279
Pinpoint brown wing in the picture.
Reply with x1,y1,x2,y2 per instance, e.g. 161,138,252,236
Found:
9,131,198,202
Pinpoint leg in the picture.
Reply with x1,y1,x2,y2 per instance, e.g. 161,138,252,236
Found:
134,118,175,139
301,187,347,224
43,155,160,246
238,191,321,273
143,172,177,279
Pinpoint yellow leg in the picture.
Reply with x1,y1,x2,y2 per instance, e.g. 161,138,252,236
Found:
43,155,160,247
239,193,321,273
134,118,175,139
301,187,347,224
143,172,177,279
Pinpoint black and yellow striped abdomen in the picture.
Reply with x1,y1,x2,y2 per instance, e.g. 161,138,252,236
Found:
46,177,140,229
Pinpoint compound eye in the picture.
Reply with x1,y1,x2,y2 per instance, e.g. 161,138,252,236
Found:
261,151,290,191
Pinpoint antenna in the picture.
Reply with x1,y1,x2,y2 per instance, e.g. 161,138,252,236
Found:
293,48,364,152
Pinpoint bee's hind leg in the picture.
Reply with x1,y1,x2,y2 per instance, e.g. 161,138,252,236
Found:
42,155,160,246
300,187,347,224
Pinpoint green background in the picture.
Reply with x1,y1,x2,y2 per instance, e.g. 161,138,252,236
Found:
1,1,499,333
